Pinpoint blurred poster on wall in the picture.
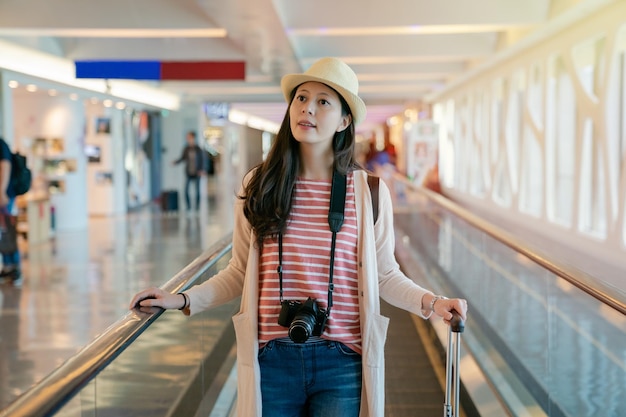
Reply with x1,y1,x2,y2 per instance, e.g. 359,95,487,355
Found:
125,111,152,208
406,121,439,186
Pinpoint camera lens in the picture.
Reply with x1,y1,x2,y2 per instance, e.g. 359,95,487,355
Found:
289,317,315,343
283,298,325,344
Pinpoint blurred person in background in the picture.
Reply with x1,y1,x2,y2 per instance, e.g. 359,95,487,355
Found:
172,131,205,212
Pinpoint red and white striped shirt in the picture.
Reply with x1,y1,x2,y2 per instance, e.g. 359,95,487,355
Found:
258,173,361,353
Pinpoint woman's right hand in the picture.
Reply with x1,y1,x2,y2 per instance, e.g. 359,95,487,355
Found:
129,287,185,310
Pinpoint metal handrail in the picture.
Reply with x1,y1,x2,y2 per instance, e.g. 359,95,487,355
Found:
391,172,626,315
0,233,234,417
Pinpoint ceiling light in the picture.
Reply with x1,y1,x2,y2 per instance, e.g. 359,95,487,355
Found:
26,84,37,92
228,109,248,125
288,24,527,37
0,28,227,38
7,80,18,88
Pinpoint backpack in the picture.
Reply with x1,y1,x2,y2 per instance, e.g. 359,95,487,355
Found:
10,152,32,195
367,174,379,223
205,151,215,175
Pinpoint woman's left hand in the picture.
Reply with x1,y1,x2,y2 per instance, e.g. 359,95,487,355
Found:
433,297,468,325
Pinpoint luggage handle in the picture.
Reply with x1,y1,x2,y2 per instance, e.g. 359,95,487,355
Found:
450,310,465,333
444,310,464,417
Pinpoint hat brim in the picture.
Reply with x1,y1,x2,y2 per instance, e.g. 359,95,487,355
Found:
281,74,367,126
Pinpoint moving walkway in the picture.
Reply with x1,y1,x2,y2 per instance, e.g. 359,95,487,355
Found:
2,181,623,417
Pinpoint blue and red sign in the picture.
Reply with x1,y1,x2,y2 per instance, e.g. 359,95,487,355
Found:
75,60,245,80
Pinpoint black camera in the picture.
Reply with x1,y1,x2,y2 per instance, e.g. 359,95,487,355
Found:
277,297,328,343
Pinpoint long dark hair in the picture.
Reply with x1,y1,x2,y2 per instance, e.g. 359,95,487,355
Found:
241,85,359,246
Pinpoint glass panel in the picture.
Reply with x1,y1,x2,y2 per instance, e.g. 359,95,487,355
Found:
572,35,606,102
616,27,626,246
492,77,513,208
436,100,455,188
519,128,543,216
469,92,486,197
454,96,468,192
54,250,235,417
528,63,543,130
397,201,626,417
604,34,624,220
480,92,492,191
491,78,503,166
578,118,607,237
546,55,576,226
506,70,525,193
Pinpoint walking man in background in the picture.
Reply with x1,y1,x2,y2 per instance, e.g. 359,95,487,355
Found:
173,131,205,212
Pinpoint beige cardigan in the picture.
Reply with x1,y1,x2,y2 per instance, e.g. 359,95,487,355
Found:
185,170,432,417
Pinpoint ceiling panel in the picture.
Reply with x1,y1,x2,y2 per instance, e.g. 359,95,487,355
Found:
0,0,611,133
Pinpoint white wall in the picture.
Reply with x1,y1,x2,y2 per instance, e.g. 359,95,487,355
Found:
12,92,88,230
84,103,127,216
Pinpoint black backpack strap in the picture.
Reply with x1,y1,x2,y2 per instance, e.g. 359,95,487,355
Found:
367,174,380,224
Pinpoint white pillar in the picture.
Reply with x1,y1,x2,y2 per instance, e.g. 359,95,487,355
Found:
0,71,15,145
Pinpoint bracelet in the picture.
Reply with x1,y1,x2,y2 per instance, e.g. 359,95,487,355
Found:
429,295,447,312
178,292,189,310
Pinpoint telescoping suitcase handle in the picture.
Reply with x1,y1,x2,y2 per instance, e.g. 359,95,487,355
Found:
444,311,465,417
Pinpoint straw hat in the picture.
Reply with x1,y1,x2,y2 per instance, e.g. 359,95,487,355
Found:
281,57,367,126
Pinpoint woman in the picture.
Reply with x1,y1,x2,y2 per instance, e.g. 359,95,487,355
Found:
130,57,468,417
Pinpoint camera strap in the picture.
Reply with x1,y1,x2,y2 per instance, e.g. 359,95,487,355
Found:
277,170,347,317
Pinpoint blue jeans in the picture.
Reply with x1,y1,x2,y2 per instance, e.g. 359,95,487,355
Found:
2,198,20,269
258,339,362,417
184,175,200,210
